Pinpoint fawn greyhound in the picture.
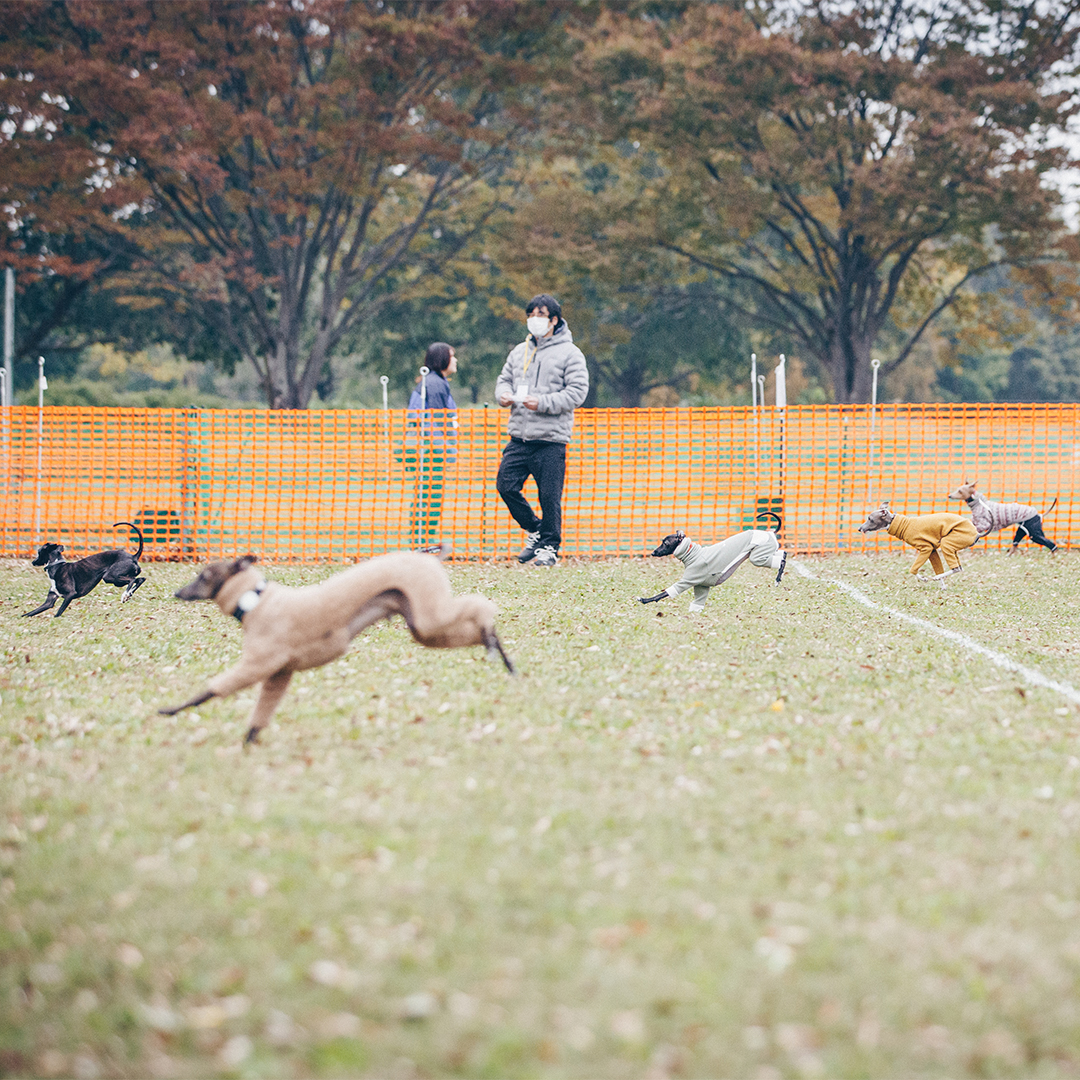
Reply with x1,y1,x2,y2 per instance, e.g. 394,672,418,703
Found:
160,551,514,744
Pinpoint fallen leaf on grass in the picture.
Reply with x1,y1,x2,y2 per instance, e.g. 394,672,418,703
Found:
401,991,438,1020
309,959,361,989
116,943,143,968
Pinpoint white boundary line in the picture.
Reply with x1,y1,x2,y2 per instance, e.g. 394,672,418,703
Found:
792,560,1080,706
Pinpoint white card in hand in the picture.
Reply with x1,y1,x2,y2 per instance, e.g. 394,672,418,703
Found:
513,382,529,403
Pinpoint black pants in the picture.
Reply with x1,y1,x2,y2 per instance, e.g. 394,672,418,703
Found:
496,438,566,550
1012,515,1056,551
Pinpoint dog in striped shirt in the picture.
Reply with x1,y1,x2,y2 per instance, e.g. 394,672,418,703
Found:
947,480,1058,554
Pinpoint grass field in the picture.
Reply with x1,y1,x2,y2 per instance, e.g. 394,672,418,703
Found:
2,549,1080,1079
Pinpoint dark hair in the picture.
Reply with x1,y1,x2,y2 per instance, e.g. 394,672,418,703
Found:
525,293,563,331
424,341,454,375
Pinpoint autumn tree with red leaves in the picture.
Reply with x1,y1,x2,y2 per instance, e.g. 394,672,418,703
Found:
1,0,566,407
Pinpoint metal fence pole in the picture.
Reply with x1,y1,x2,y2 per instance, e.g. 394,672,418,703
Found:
867,357,881,504
34,356,45,544
2,269,11,508
380,374,390,484
775,356,787,530
750,353,759,502
417,366,429,546
3,268,12,409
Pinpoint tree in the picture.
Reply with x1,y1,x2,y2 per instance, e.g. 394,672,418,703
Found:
1,0,569,407
575,0,1080,402
484,149,753,405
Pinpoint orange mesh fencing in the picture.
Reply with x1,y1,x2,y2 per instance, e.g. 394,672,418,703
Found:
1,404,1077,562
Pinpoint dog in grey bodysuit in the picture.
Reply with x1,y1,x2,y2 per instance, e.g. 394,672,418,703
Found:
640,513,787,612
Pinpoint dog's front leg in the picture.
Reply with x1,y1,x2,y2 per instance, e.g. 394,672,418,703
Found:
22,593,59,617
639,592,668,604
244,670,294,745
158,689,216,717
53,595,78,617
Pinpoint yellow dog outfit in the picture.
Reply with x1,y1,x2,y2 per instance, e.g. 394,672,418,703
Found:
887,513,979,575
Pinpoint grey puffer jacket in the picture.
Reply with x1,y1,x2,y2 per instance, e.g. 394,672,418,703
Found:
495,322,589,444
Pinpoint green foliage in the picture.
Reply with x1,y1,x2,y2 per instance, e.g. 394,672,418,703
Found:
595,286,753,406
3,1,1079,407
573,0,1080,402
15,343,244,409
334,289,523,409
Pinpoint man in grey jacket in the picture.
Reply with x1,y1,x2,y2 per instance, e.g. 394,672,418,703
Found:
495,294,590,567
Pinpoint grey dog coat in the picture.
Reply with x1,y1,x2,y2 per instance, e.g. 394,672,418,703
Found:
665,530,785,611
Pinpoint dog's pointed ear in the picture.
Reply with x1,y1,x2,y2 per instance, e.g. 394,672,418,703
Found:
231,555,258,574
676,529,685,540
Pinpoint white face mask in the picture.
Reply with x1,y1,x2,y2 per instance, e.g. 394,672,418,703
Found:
527,315,552,338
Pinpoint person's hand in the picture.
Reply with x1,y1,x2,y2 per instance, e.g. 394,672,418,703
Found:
498,395,513,407
523,397,540,411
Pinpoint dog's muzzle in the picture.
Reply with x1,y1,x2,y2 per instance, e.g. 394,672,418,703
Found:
651,532,685,557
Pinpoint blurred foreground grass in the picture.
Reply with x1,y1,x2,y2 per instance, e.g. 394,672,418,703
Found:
1,551,1080,1079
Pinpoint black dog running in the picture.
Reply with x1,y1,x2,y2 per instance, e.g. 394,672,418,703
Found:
23,522,146,618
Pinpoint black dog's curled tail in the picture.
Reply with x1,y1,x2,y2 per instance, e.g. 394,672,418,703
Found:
113,521,144,561
757,511,782,534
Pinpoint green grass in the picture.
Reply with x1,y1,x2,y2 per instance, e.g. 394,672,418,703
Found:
2,550,1080,1079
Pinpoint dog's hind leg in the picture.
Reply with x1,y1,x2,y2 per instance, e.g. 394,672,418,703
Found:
483,629,516,674
159,689,216,716
244,670,294,745
774,552,788,584
345,590,410,640
22,593,59,617
715,552,752,585
121,577,146,602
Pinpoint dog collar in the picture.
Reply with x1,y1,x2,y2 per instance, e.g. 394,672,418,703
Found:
232,581,266,622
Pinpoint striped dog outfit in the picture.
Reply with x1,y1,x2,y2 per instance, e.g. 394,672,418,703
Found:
965,494,1056,551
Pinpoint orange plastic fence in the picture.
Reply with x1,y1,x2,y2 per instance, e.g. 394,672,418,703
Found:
1,404,1076,562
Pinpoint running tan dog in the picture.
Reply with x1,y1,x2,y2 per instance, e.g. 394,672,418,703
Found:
159,552,514,744
857,502,979,587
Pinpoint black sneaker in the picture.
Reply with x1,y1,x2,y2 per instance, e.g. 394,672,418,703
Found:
517,530,541,563
531,545,558,567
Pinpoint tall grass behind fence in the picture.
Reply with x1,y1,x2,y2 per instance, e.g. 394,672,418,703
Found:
1,404,1076,562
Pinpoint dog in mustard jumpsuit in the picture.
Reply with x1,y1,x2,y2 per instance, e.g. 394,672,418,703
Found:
858,502,979,585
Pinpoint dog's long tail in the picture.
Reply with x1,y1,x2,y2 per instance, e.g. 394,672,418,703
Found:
113,521,144,561
757,511,782,534
1042,496,1058,518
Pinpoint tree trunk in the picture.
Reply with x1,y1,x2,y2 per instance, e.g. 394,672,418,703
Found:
824,333,875,403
